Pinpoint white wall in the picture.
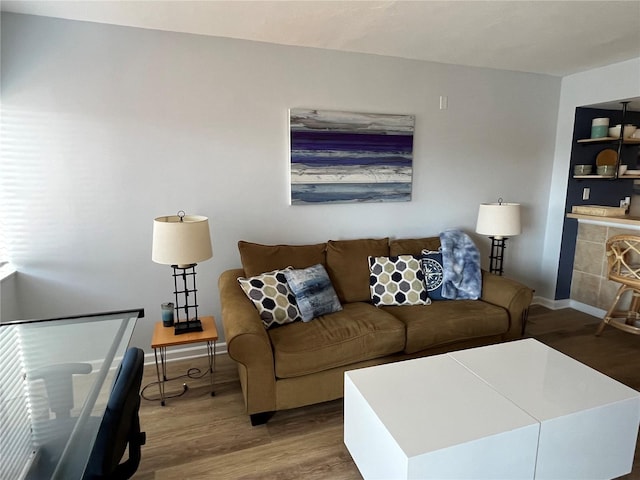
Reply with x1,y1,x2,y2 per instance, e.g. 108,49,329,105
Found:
540,58,640,299
0,274,19,322
1,13,561,351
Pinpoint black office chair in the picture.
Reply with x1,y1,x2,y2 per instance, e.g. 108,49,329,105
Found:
82,347,146,480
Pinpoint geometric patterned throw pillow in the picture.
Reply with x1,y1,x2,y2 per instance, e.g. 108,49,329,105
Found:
238,267,303,329
420,249,445,300
368,255,431,306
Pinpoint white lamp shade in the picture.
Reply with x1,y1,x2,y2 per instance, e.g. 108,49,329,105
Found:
476,203,521,238
152,214,213,266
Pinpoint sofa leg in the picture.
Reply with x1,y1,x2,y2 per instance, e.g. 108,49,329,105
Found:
250,411,274,426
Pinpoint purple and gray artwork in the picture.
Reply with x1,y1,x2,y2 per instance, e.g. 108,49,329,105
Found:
289,109,415,204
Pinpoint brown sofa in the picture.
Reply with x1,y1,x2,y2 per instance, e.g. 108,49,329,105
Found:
219,236,533,425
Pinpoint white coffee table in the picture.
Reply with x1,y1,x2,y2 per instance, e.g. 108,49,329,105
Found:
344,339,640,480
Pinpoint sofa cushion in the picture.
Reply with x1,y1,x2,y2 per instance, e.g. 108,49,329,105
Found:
237,268,302,329
421,249,445,300
326,238,389,303
238,240,326,277
284,264,342,322
368,255,430,306
382,300,509,354
389,237,440,256
268,302,405,378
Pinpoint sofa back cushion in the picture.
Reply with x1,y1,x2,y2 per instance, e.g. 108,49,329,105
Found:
238,241,327,277
326,238,389,303
389,236,440,256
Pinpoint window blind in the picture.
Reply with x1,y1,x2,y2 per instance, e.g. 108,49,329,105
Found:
0,325,35,480
0,228,8,267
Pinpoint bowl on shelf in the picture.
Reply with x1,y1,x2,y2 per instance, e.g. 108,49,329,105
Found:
573,164,593,175
608,124,637,138
597,165,616,176
626,169,640,176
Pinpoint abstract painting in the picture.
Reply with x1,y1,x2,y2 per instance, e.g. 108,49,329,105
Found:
289,109,414,204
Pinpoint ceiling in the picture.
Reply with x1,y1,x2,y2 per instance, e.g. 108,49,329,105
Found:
2,0,640,77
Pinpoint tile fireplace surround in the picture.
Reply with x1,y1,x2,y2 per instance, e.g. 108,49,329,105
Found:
571,220,640,309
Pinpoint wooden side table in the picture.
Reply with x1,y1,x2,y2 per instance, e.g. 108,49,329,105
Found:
151,315,218,406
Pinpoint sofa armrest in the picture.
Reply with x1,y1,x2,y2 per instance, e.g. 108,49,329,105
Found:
480,270,533,339
218,269,276,414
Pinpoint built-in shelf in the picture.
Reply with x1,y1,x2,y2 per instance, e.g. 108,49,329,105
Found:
577,137,640,144
573,175,615,179
573,174,640,179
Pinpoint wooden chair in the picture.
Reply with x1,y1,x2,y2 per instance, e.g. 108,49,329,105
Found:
596,234,640,336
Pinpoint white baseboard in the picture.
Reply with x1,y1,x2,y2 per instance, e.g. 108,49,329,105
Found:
567,301,605,319
532,296,604,318
143,341,227,366
531,296,565,309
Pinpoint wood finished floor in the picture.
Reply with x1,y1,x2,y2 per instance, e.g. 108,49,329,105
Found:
135,305,640,479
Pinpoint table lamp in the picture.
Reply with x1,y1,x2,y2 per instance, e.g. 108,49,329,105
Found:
152,211,212,334
475,199,521,276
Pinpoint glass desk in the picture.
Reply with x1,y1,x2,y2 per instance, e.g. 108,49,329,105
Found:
0,309,143,480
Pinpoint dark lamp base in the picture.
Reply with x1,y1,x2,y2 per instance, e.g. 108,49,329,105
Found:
174,319,203,335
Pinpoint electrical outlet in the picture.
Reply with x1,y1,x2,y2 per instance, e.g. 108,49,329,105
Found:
583,187,590,200
439,95,448,110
